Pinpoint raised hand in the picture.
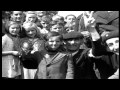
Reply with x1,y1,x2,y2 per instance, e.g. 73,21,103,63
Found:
83,11,95,28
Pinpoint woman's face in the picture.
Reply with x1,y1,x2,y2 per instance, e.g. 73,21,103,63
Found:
65,38,83,51
25,28,37,38
12,11,23,22
9,24,20,36
106,37,119,54
26,14,37,23
47,36,62,50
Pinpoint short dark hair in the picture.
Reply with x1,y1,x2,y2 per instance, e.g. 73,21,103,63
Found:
44,31,63,41
49,20,65,28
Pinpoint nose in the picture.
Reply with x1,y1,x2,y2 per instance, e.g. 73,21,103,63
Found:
17,14,21,18
29,31,33,34
70,40,75,44
113,44,119,50
53,41,56,45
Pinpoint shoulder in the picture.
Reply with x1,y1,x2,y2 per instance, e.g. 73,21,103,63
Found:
2,34,11,42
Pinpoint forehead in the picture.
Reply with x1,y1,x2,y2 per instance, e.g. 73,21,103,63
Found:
106,37,119,43
52,24,63,28
66,38,81,41
13,11,23,14
25,27,36,32
67,15,75,19
48,36,61,41
10,24,20,28
27,13,36,17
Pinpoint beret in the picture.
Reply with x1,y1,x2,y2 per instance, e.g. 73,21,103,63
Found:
102,30,119,42
62,31,84,40
99,25,119,31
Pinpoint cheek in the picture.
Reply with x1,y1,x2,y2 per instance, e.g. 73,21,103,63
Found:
108,46,114,51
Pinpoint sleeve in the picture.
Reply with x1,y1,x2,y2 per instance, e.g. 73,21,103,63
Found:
66,54,74,79
2,35,7,49
108,68,119,79
91,38,107,56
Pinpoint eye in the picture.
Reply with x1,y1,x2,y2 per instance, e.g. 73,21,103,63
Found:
115,40,119,43
108,43,113,47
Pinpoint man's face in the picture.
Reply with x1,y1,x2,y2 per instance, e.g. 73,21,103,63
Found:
65,38,83,51
12,11,23,22
66,15,76,24
106,37,119,54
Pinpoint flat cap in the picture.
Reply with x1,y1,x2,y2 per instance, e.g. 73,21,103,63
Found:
62,31,84,40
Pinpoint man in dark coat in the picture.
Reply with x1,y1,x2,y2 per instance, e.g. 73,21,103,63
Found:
62,31,98,79
92,30,119,79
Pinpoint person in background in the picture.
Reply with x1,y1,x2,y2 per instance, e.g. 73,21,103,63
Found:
36,11,46,21
10,11,24,25
64,14,76,33
49,20,66,35
39,15,51,36
23,11,38,24
2,21,22,79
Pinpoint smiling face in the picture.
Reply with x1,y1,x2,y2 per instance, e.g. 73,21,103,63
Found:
9,24,20,36
106,37,119,54
11,11,23,22
65,38,83,51
47,36,62,50
25,27,37,38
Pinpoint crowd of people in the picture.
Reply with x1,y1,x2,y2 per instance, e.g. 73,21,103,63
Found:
2,11,119,79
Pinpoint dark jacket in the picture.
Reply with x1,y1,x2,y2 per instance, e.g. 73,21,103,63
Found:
73,49,97,79
92,39,119,79
35,52,74,79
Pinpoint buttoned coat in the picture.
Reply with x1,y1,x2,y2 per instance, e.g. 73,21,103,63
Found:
35,52,74,79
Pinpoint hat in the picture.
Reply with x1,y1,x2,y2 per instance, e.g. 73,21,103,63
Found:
102,30,119,42
62,31,84,40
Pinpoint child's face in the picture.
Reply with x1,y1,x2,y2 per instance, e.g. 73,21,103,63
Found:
25,28,37,38
41,21,48,28
50,24,64,33
47,36,62,50
66,16,76,23
9,24,20,36
65,38,83,51
26,14,37,23
12,11,23,22
37,11,46,20
106,37,119,54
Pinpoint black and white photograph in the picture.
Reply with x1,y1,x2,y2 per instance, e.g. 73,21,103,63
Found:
2,11,119,79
